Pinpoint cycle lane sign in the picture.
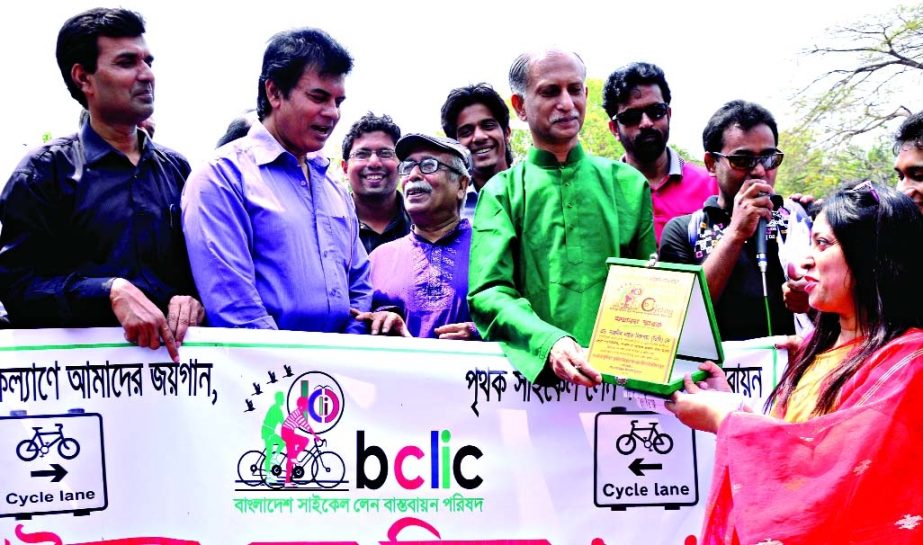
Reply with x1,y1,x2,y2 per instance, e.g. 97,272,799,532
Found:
593,408,698,510
0,411,107,519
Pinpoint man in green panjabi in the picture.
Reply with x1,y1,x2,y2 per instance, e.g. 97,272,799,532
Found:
468,49,656,387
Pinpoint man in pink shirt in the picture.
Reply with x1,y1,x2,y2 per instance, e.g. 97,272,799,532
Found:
603,62,718,243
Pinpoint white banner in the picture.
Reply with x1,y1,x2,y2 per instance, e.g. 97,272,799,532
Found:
0,328,783,545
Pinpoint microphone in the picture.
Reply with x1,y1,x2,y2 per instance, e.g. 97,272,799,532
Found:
755,218,768,276
754,194,781,296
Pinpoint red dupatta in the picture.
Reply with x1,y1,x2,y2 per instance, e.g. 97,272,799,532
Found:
702,328,923,545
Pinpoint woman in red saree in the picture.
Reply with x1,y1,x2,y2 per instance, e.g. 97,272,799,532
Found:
668,181,923,544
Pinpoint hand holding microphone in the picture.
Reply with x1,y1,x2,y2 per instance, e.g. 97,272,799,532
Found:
727,180,775,244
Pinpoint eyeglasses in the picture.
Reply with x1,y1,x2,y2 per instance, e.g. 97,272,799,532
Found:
398,157,464,177
612,102,669,126
710,151,784,171
851,180,880,203
348,148,396,161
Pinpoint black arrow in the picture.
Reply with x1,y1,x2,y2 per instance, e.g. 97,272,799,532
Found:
30,463,67,483
628,458,662,477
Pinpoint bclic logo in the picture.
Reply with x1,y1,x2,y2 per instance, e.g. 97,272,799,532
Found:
355,430,483,491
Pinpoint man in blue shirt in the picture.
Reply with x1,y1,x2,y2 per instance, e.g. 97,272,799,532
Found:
182,28,372,333
0,8,202,361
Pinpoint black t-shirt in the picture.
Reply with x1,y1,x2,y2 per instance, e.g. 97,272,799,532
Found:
658,196,799,341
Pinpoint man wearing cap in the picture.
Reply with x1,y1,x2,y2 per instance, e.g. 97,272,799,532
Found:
366,134,478,340
468,50,656,386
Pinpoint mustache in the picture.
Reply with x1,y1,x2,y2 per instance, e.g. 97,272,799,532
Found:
635,128,664,142
404,180,433,194
551,114,579,124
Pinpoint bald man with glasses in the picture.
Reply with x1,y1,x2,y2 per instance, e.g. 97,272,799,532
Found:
658,100,812,341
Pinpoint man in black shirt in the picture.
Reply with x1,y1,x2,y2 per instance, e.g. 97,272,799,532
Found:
659,101,810,341
0,8,202,361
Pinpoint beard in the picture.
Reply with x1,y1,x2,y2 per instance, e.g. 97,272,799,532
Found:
624,127,668,164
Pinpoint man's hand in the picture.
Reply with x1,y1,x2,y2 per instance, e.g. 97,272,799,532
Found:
350,308,411,337
167,296,205,346
434,322,478,340
788,193,818,211
726,180,774,243
547,337,602,387
109,278,179,363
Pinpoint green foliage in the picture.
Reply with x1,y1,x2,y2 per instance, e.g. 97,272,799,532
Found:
775,127,894,199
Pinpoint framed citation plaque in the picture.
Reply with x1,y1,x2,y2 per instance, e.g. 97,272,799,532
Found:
587,257,724,396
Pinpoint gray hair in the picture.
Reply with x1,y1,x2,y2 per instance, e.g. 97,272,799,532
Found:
508,49,586,95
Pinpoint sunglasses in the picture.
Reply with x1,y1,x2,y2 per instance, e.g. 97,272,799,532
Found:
710,151,784,171
612,102,669,126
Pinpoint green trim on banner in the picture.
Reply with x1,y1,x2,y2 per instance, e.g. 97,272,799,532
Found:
0,340,502,358
181,341,497,358
0,342,130,352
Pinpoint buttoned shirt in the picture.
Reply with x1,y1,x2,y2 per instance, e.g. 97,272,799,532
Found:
468,144,656,381
625,147,718,243
182,122,372,333
369,219,477,339
356,195,411,255
0,121,195,327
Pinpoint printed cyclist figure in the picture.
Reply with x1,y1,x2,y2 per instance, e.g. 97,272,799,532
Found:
282,396,322,487
261,392,286,479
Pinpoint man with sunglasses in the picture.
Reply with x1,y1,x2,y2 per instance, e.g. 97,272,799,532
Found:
363,134,479,340
603,62,718,243
894,111,923,214
468,50,656,387
341,113,410,254
659,100,810,341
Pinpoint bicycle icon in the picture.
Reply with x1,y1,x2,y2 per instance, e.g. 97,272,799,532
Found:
16,423,81,462
237,438,345,489
615,419,673,455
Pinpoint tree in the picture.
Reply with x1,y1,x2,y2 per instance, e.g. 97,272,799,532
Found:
796,3,923,147
775,127,894,199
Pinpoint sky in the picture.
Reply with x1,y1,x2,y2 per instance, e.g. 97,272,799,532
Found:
0,0,914,180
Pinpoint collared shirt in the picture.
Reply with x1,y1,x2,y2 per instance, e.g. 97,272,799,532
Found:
182,122,372,333
0,121,195,327
624,147,718,243
468,143,656,381
369,219,477,339
356,195,411,255
658,195,806,341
